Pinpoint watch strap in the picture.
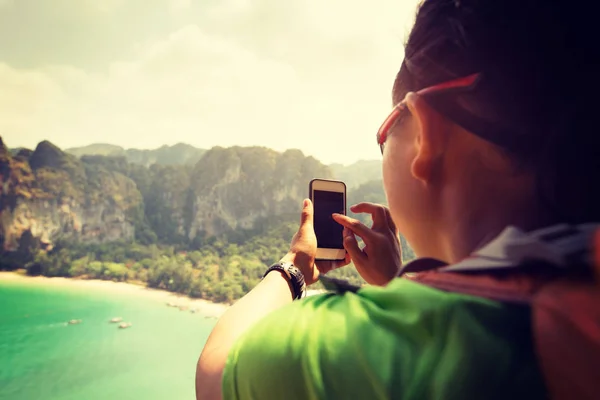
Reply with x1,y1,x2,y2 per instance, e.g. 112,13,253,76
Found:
263,262,306,300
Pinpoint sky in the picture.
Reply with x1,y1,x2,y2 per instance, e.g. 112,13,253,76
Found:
0,0,420,164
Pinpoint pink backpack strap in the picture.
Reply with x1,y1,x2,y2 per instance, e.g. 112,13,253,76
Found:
406,269,600,400
533,278,600,400
404,268,553,304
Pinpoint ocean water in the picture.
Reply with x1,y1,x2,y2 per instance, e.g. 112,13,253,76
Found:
0,278,216,400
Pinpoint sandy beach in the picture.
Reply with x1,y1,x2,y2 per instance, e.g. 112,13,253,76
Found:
0,272,326,317
0,271,229,318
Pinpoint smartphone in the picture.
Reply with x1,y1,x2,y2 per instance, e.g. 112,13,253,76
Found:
309,178,347,261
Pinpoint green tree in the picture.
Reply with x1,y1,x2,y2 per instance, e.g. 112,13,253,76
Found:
69,256,90,277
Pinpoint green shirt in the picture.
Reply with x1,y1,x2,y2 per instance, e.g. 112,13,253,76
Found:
222,278,546,399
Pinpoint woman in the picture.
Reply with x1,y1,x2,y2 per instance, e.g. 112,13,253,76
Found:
196,0,599,399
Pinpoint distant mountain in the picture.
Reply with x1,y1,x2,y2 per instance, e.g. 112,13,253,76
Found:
65,142,381,179
1,137,413,298
65,143,207,167
1,137,331,251
125,143,207,166
8,147,25,156
65,143,125,157
330,160,382,189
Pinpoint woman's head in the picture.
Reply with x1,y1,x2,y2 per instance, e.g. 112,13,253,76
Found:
383,0,598,261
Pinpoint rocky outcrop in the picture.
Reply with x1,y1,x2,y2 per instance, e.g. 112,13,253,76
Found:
0,138,142,252
187,147,331,238
0,138,332,252
2,198,135,251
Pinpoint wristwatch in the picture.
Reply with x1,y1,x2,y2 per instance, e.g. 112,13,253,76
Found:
263,262,306,300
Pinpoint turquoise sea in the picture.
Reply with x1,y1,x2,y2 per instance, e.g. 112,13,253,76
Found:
0,276,216,400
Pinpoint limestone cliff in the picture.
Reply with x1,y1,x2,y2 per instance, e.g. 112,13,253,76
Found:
0,139,142,252
1,138,332,254
188,147,331,238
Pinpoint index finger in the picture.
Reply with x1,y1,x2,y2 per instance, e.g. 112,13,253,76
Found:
332,213,373,242
349,202,388,226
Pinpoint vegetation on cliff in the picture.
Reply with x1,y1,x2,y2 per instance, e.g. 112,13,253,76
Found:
1,137,413,302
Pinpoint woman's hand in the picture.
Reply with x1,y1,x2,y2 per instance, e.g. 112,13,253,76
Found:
332,202,402,286
280,199,350,285
196,198,349,400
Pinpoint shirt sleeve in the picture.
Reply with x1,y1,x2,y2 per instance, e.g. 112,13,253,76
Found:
221,279,544,400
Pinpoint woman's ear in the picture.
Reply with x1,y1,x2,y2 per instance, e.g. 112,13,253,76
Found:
405,93,448,184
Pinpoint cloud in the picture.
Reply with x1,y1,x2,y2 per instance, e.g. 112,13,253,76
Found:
169,0,192,14
0,0,420,164
51,0,127,17
0,63,67,138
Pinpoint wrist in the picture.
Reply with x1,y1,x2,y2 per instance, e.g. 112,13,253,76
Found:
263,269,295,300
264,261,307,300
279,252,297,265
280,252,312,272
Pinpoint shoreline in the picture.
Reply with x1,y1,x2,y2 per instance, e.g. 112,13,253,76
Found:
0,271,229,318
0,272,326,317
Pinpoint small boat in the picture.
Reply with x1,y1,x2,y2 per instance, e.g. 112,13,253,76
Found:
118,322,132,329
68,319,82,325
178,306,189,311
190,308,198,314
166,302,178,307
109,317,123,323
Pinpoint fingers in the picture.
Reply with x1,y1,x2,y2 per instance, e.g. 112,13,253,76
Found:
342,228,368,266
333,252,352,269
332,213,371,240
350,202,389,228
300,199,313,227
315,253,350,274
315,260,334,274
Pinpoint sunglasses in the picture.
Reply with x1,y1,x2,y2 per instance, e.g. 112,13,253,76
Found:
376,73,482,154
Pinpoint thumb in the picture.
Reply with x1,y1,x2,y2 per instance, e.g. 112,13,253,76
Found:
300,199,314,227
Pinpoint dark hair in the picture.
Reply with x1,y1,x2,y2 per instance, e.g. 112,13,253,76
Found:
396,0,599,224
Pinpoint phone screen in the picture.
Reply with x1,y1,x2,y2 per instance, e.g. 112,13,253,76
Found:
313,190,344,249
